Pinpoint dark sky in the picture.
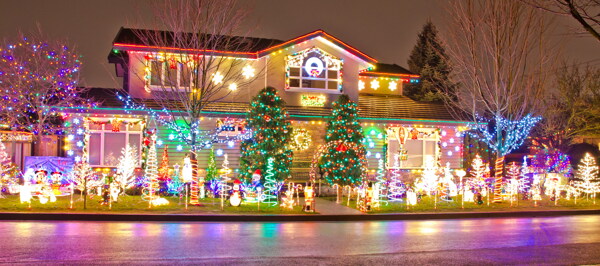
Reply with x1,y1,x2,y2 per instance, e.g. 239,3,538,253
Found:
1,0,598,88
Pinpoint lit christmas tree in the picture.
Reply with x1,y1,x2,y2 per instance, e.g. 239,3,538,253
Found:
519,156,531,193
573,153,600,196
115,143,138,193
374,159,388,206
143,135,160,206
387,155,405,202
415,156,439,195
218,154,232,210
506,162,520,181
262,157,280,206
469,154,487,189
240,86,293,182
157,145,170,181
0,140,18,195
205,148,217,182
319,94,367,187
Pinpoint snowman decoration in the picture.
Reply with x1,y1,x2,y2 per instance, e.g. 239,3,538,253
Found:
229,179,242,207
406,188,418,206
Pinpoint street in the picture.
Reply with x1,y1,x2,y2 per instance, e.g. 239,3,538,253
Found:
1,215,600,265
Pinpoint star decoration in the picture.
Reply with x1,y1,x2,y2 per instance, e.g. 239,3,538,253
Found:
370,79,380,90
389,80,397,91
212,72,224,84
242,65,255,79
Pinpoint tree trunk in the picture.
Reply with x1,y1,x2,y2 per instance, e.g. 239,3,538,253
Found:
493,156,504,203
189,136,200,205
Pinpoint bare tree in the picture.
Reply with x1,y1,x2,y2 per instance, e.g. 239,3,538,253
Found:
441,1,554,202
0,30,89,155
121,0,260,152
524,0,600,42
533,64,600,150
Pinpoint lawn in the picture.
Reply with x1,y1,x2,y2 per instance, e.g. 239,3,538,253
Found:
0,194,310,215
324,194,600,213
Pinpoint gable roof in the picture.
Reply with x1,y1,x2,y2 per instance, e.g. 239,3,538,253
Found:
111,28,378,63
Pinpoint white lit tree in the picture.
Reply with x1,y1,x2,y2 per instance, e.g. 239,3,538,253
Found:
143,135,160,206
415,156,439,195
470,154,487,189
115,144,138,193
219,154,232,210
573,153,600,196
375,159,388,206
0,141,17,196
387,155,405,202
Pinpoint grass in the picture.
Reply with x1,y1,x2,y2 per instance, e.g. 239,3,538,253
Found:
0,194,310,215
324,194,600,213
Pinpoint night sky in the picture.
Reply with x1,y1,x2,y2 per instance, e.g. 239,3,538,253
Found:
1,0,598,89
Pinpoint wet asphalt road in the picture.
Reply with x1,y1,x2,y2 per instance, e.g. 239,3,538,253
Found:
1,215,600,265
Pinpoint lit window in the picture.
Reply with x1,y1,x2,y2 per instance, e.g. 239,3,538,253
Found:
286,47,343,92
88,120,142,167
147,59,193,89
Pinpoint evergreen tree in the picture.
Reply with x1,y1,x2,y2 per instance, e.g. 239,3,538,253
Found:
157,145,170,181
205,148,217,181
405,20,454,102
240,86,293,182
319,94,366,186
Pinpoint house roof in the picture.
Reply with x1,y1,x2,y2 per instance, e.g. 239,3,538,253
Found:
358,94,455,122
359,63,419,78
82,88,457,123
110,28,378,63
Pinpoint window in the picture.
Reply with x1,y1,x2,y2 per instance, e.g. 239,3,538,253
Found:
88,121,143,167
286,47,343,92
147,59,193,89
387,127,439,169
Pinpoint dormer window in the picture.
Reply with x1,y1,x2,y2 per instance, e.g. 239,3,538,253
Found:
286,47,343,92
144,55,194,92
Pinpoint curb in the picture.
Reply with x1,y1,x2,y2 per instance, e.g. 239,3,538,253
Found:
1,209,599,222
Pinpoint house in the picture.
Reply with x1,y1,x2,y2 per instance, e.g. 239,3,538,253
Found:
59,28,469,181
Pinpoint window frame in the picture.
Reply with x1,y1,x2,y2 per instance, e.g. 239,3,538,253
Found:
387,127,440,169
286,47,343,93
147,59,194,90
88,123,143,168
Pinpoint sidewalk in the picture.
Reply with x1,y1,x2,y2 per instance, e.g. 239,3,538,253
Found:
314,198,363,215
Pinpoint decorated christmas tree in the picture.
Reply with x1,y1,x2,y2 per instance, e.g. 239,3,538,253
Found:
319,94,367,187
0,140,18,194
240,86,293,182
143,135,160,206
205,148,217,182
375,159,388,206
470,154,487,188
387,155,405,202
218,154,232,210
519,156,531,193
415,156,439,195
157,145,170,181
262,157,280,206
573,153,600,195
506,162,520,181
115,144,138,192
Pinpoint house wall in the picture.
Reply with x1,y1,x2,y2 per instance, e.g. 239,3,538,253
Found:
126,37,374,108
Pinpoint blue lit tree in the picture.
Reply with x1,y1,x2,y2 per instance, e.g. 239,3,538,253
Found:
441,1,550,202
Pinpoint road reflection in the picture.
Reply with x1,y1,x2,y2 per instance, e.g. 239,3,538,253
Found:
1,215,599,262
